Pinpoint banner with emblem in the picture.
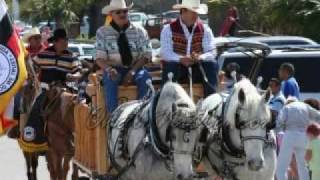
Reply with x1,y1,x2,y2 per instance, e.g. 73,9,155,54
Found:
0,0,28,136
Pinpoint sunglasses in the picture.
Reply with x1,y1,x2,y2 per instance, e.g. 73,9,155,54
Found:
114,9,128,15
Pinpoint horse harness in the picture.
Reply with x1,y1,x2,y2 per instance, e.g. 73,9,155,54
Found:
201,93,276,180
109,91,199,178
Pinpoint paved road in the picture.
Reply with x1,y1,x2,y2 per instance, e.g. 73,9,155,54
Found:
0,136,50,180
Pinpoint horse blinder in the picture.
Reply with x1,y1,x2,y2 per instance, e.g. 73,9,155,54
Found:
235,113,245,129
165,125,173,142
199,128,208,143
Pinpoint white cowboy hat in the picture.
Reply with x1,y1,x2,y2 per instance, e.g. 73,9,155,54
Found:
102,0,133,15
173,0,208,15
22,27,41,43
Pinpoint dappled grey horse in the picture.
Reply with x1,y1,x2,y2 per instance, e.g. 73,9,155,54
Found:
108,81,201,180
197,79,277,180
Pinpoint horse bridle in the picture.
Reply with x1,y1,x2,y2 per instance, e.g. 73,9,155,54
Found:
234,106,270,145
165,112,199,156
200,93,270,155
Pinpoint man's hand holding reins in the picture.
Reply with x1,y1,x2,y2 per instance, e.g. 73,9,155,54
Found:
180,56,195,67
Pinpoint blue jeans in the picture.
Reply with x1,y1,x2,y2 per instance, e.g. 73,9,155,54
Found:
102,67,151,113
162,61,218,97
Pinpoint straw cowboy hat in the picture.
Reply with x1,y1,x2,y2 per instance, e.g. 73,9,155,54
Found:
22,27,41,43
102,0,133,14
173,0,208,15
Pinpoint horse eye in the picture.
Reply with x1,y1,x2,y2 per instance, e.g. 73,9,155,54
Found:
177,103,189,108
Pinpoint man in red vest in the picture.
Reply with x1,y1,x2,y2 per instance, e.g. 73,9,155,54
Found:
160,0,218,96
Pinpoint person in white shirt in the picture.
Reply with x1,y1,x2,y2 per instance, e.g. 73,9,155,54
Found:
160,0,218,97
276,98,320,180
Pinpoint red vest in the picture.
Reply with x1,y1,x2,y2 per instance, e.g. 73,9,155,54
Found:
170,19,204,55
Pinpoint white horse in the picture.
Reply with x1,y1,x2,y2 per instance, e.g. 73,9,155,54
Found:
108,82,201,180
197,79,277,180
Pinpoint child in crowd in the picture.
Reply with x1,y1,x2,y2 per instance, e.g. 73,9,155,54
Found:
305,123,320,180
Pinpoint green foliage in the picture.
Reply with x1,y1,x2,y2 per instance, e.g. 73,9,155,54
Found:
208,0,320,41
19,0,95,28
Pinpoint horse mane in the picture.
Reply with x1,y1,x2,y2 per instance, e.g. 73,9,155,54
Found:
225,78,264,127
156,82,196,125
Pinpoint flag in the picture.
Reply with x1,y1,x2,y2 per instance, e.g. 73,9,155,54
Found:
0,0,27,136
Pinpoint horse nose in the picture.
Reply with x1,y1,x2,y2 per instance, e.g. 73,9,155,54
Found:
248,159,264,171
176,174,192,180
177,174,183,180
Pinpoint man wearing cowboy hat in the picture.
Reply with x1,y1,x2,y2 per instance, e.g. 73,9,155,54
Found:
18,28,80,152
96,0,152,113
160,0,218,97
33,28,80,83
23,27,47,58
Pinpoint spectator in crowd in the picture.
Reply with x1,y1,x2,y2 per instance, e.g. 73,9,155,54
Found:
23,27,47,58
279,63,300,99
218,62,243,93
305,123,320,180
267,78,286,154
268,78,286,122
276,98,320,180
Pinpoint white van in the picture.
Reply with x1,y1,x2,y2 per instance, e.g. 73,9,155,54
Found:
68,43,95,61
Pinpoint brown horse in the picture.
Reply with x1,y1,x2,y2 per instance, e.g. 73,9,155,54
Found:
41,85,76,180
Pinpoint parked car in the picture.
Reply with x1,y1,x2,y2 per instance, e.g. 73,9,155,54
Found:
245,36,318,49
218,46,320,100
129,12,148,26
215,36,320,54
68,43,95,61
37,21,56,32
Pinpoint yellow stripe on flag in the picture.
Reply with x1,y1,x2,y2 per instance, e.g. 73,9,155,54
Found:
0,98,18,135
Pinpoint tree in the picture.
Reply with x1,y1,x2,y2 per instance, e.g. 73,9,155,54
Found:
19,0,95,28
208,0,320,41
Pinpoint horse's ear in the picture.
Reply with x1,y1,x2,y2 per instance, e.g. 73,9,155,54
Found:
238,88,245,104
263,89,271,103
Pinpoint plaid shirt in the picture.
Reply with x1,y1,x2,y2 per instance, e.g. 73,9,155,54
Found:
95,23,152,67
160,18,216,62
